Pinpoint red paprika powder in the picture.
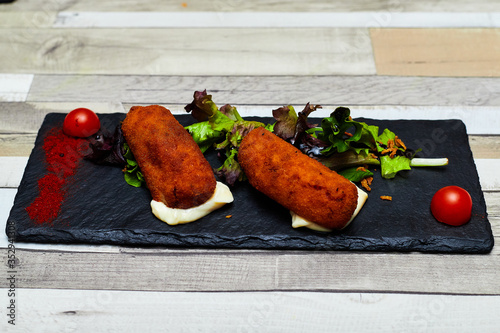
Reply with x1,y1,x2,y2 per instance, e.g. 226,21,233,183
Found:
26,128,87,224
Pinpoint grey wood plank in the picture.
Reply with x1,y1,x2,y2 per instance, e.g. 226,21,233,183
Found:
0,133,36,156
0,102,125,155
0,193,497,294
0,102,124,133
469,136,500,159
5,290,500,333
2,132,500,159
1,102,500,157
5,0,500,12
486,193,500,238
27,75,500,106
1,232,498,294
0,28,375,76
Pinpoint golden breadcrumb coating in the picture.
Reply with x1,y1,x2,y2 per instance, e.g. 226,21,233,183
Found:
238,127,358,229
122,105,216,209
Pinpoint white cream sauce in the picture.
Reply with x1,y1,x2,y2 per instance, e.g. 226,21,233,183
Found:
151,182,233,225
291,185,368,232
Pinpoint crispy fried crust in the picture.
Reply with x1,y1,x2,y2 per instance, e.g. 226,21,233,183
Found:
238,127,358,229
121,105,216,209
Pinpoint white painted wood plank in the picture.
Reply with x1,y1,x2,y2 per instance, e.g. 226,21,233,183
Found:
54,11,500,28
476,159,500,191
0,157,27,187
0,289,499,333
0,74,33,102
7,0,500,13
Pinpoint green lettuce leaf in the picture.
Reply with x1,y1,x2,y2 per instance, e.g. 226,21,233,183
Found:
357,122,379,151
380,155,412,179
338,166,374,182
185,122,225,153
122,143,145,187
317,107,363,155
376,128,412,179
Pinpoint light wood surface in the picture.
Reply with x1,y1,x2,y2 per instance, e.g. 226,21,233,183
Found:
371,28,500,77
2,289,499,333
24,75,500,106
1,1,500,332
5,0,500,12
1,28,375,75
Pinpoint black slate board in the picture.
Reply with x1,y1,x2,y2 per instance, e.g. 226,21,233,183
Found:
6,113,494,253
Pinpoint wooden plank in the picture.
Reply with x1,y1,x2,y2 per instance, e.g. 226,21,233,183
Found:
476,159,500,191
53,11,500,29
1,102,500,156
371,28,500,77
485,193,500,238
0,102,124,156
3,101,500,135
27,75,500,106
5,0,500,12
0,11,56,28
0,28,375,75
0,157,27,188
0,238,498,294
0,74,33,102
0,192,497,294
469,136,500,159
0,133,36,156
0,102,125,133
1,289,499,333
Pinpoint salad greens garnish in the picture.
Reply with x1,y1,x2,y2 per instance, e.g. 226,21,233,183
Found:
310,108,418,180
122,143,145,187
338,166,374,183
185,90,448,188
184,90,268,185
84,89,448,190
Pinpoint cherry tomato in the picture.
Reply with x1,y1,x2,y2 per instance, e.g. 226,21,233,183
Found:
63,108,101,137
430,186,472,226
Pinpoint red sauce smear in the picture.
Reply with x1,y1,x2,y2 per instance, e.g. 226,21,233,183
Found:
26,128,87,224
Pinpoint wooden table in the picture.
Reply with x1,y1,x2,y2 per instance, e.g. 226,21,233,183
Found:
1,1,500,331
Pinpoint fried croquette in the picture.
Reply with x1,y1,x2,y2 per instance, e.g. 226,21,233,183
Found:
238,127,359,230
121,105,216,209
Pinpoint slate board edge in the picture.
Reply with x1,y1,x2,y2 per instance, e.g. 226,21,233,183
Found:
11,226,494,253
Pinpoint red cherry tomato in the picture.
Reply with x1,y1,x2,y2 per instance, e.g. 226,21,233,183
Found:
430,186,472,226
63,108,101,137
